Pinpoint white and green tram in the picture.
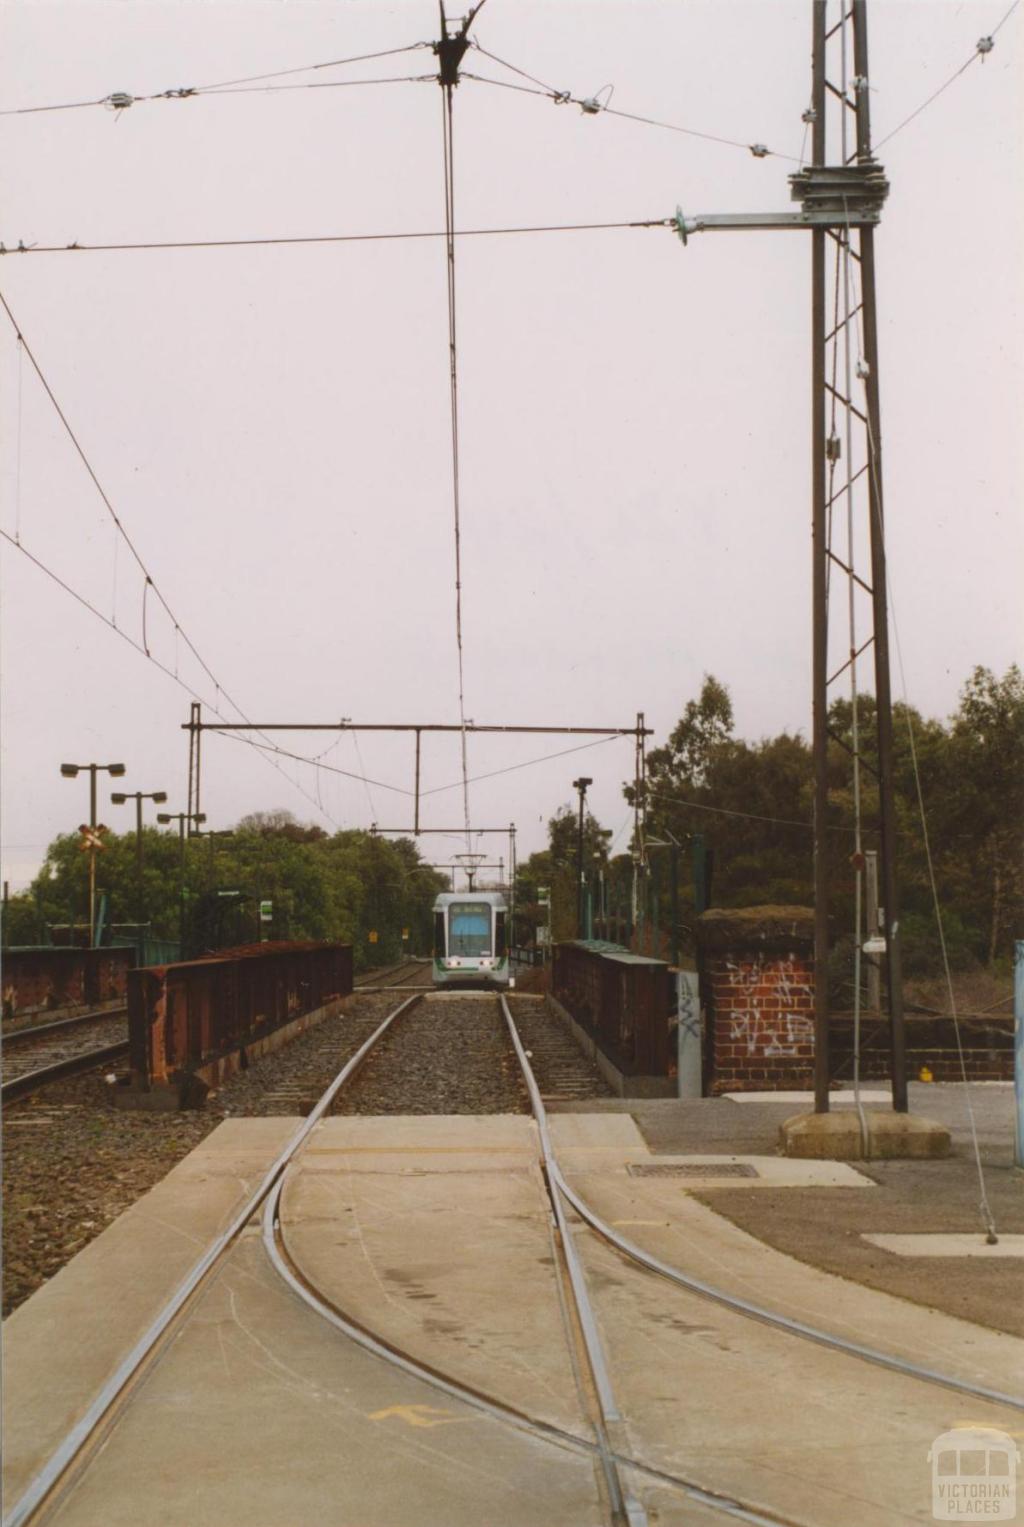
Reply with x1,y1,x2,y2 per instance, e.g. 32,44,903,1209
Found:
432,891,511,989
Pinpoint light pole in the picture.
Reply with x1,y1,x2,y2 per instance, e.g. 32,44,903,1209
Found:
157,810,205,954
647,832,683,969
572,777,592,939
111,789,167,925
592,852,606,941
60,761,126,945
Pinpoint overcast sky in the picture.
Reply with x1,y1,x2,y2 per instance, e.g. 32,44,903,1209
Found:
1,0,1020,892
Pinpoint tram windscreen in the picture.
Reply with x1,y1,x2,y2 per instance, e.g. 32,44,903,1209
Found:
448,903,492,957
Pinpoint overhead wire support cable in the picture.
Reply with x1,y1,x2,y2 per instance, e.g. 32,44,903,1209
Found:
435,0,488,849
461,48,801,162
874,0,1020,150
208,730,412,797
0,43,433,115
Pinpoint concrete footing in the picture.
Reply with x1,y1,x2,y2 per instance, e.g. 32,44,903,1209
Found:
780,1108,951,1160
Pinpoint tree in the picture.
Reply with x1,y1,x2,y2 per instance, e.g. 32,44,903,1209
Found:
624,665,1024,976
515,803,613,945
945,665,1024,965
8,812,447,969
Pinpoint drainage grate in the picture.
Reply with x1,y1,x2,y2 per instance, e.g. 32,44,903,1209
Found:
627,1162,759,1179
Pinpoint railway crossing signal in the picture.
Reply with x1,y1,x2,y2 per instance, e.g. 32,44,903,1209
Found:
78,823,108,853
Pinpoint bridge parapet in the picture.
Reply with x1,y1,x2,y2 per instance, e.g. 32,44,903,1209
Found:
123,940,353,1108
550,940,673,1096
2,945,134,1022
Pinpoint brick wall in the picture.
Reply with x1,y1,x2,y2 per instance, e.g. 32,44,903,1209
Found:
829,1013,1013,1083
704,948,815,1092
697,906,816,1094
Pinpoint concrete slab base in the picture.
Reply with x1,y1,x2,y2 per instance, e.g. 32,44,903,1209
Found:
725,1088,891,1105
863,1233,1024,1258
6,1113,1022,1526
780,1108,951,1159
548,1116,873,1188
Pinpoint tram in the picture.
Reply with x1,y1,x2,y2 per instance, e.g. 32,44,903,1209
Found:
432,891,511,989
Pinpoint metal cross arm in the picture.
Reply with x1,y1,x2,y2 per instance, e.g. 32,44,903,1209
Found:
672,161,890,243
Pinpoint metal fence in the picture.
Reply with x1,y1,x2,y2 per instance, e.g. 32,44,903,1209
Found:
112,934,182,967
127,940,353,1091
551,940,672,1078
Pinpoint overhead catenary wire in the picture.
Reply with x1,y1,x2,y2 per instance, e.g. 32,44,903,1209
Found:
13,331,23,543
2,531,345,830
0,219,670,256
421,733,621,798
0,301,344,830
0,289,230,711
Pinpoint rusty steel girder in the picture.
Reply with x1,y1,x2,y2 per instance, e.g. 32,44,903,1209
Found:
127,942,353,1091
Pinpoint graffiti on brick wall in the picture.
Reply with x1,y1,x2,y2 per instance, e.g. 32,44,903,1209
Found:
724,953,813,1058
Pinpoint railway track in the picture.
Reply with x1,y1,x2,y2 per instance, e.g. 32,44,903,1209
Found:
353,958,432,991
3,1005,128,1043
7,991,1021,1527
2,1012,130,1104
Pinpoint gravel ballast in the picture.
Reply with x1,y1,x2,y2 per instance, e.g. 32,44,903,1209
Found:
3,991,609,1315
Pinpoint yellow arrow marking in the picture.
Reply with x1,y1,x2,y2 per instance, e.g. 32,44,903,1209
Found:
368,1404,463,1429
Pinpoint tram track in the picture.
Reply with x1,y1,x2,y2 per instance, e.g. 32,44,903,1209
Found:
267,992,1024,1522
353,958,431,991
8,990,1022,1527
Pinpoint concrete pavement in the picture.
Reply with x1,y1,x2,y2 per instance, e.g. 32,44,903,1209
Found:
4,1108,1022,1525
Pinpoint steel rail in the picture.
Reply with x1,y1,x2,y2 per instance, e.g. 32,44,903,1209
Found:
1,993,422,1527
261,1179,786,1527
261,992,789,1527
498,1005,1022,1413
498,996,646,1527
552,1169,1024,1412
1,1041,130,1103
353,959,424,990
3,1006,128,1044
